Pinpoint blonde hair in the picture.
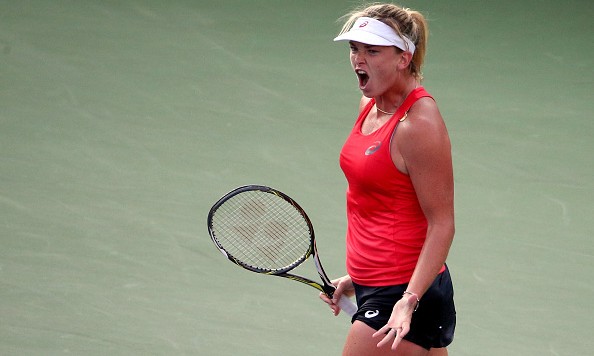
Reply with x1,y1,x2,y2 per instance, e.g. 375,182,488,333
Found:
337,3,429,81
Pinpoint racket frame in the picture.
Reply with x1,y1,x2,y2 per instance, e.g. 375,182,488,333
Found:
208,185,338,298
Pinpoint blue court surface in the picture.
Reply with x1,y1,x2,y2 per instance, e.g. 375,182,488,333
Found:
1,1,593,355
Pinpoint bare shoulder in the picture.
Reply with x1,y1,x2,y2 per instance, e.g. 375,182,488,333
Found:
359,96,372,113
391,96,451,174
398,97,449,142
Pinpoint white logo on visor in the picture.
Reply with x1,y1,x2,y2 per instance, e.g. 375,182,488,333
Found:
364,310,379,318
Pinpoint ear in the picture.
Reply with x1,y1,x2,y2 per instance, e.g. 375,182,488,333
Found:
398,51,414,69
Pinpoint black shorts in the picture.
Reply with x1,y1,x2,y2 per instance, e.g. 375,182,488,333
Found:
351,265,456,350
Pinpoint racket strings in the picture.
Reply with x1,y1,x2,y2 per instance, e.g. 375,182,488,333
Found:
211,190,312,271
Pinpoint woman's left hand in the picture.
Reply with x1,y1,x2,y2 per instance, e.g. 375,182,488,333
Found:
372,293,419,350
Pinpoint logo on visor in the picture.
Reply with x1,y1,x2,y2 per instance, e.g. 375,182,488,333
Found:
359,21,369,28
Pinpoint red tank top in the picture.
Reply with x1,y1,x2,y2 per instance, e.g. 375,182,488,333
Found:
340,87,443,286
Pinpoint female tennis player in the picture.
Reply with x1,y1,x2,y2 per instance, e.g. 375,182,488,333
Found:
320,4,456,355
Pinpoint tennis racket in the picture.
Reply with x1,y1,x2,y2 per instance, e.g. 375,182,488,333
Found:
207,184,357,317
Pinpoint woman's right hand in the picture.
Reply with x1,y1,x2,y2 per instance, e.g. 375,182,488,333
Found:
319,275,355,316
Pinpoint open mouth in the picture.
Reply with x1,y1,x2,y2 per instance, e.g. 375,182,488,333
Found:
356,69,369,88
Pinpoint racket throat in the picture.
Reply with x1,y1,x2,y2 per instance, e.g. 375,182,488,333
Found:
313,251,336,297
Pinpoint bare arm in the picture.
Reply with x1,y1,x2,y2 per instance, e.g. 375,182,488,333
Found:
374,97,455,350
398,97,455,298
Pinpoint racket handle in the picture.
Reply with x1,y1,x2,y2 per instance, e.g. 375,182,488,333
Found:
337,295,358,317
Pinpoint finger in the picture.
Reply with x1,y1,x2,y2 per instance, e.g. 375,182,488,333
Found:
330,306,341,316
390,331,403,350
390,324,410,350
399,322,410,338
330,288,343,304
372,324,391,339
319,292,340,316
376,328,397,348
319,292,332,304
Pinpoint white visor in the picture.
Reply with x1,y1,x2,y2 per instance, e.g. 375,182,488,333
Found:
333,17,416,54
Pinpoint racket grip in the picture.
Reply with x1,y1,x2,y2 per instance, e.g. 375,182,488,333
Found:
337,295,358,317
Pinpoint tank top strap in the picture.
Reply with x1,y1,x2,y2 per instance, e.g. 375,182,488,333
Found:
394,86,433,120
354,87,433,134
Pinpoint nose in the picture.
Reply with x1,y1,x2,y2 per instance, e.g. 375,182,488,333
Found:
351,51,365,66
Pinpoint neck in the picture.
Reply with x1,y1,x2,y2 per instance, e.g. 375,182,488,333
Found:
375,79,419,115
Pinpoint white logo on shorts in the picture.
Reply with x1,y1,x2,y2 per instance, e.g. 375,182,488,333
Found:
364,310,379,318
